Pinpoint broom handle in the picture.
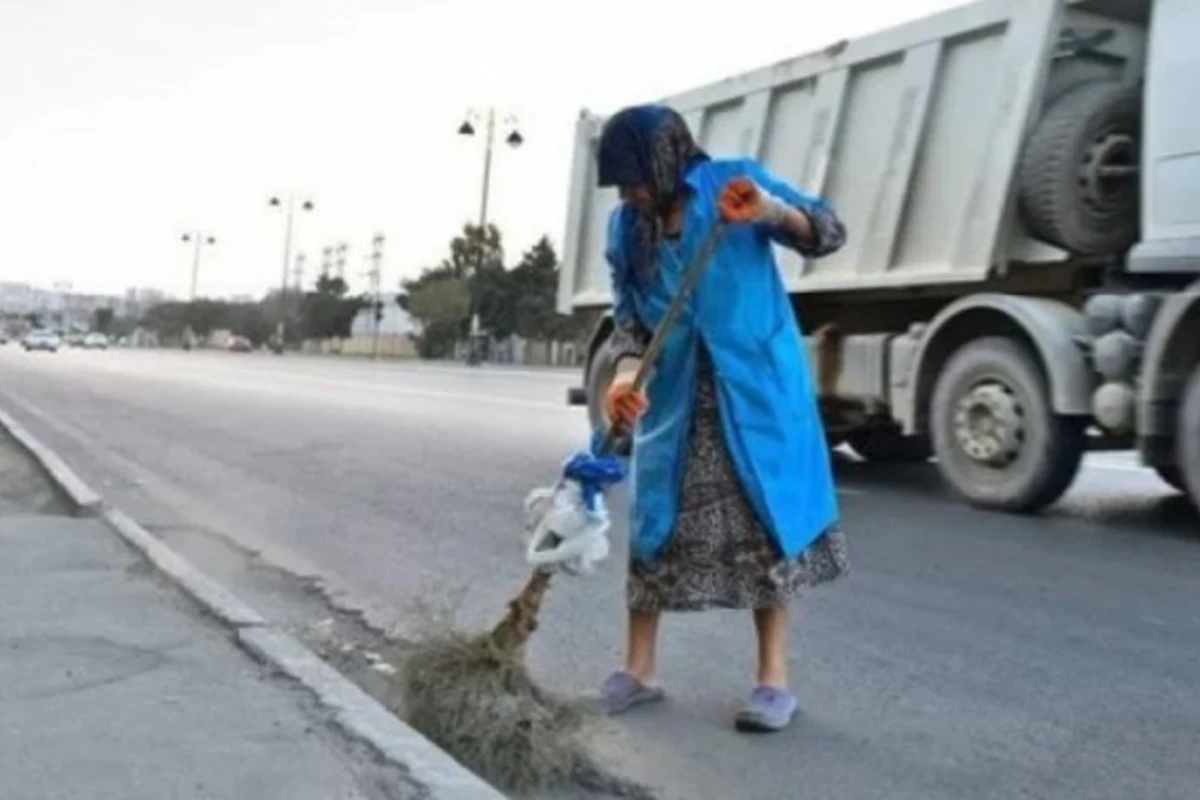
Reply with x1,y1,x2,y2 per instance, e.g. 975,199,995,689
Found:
489,221,728,655
597,220,726,456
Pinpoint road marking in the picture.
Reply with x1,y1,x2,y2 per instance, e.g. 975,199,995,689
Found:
297,357,578,382
11,352,579,415
58,349,578,382
0,386,334,583
248,372,577,413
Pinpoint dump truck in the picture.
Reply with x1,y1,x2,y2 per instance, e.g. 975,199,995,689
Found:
557,0,1200,512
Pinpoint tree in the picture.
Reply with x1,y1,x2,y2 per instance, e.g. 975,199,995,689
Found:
433,222,509,337
142,301,191,340
185,299,229,339
400,227,584,360
402,223,504,357
226,303,272,346
299,274,367,340
141,298,267,345
92,307,115,334
473,259,516,338
506,237,581,341
106,314,139,339
404,272,469,358
440,222,503,280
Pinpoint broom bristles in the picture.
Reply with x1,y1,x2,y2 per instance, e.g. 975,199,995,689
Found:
386,571,655,797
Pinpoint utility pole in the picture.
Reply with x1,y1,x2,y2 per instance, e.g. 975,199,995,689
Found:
365,233,384,360
335,242,348,281
320,246,333,280
293,252,306,293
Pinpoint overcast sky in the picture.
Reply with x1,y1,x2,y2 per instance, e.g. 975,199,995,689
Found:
1,0,961,300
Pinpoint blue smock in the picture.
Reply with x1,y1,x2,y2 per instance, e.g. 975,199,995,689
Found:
605,156,845,565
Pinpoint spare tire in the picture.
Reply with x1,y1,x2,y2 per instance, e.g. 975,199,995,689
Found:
1018,80,1141,256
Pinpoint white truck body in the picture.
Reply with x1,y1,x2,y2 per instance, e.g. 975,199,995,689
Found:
557,0,1200,513
561,0,1156,310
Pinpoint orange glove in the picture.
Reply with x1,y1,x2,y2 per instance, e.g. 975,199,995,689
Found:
604,378,648,433
718,177,786,225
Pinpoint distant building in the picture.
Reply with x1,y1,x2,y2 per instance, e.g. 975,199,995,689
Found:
0,282,39,315
122,286,167,318
0,282,158,330
349,303,422,338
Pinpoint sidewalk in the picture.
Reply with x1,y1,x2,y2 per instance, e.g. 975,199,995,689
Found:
0,511,418,800
0,413,505,800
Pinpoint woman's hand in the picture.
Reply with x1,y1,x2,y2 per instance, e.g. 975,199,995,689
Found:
605,378,648,434
718,177,784,225
719,176,815,243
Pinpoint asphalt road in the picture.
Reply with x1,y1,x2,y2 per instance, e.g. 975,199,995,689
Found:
2,345,1198,800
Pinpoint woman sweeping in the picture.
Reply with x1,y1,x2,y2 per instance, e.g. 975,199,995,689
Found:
595,104,850,733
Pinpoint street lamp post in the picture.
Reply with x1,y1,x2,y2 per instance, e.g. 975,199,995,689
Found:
458,108,523,361
181,231,216,301
268,194,314,352
293,252,307,292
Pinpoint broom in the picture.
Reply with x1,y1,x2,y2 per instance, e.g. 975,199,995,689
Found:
392,188,740,795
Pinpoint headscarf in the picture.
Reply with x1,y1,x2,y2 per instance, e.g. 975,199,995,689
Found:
596,104,709,284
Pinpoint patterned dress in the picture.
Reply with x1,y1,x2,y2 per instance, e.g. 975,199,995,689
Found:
595,106,852,614
625,344,850,613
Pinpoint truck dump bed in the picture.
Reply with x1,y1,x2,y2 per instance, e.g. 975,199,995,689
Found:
558,0,1149,314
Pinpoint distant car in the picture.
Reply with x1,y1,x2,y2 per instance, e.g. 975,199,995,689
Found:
22,330,61,352
226,335,253,353
82,332,109,349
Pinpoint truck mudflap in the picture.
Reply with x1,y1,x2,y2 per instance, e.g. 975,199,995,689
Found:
1136,279,1200,464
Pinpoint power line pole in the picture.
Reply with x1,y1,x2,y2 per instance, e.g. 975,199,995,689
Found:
366,233,384,360
320,246,333,280
335,242,348,281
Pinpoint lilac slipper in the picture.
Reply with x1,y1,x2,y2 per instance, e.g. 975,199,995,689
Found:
735,686,798,732
596,670,664,715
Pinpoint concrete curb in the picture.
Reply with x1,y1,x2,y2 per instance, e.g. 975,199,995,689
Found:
240,628,506,800
0,402,508,800
103,507,266,628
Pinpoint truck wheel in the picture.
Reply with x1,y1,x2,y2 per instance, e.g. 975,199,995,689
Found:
584,337,633,457
930,336,1086,512
1176,366,1200,508
1017,80,1141,255
847,429,930,464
